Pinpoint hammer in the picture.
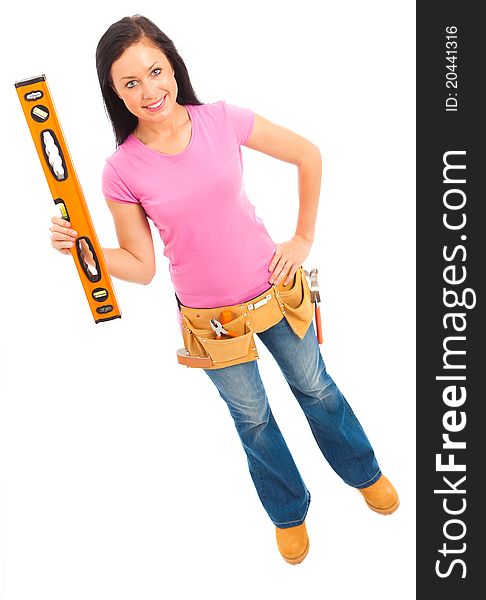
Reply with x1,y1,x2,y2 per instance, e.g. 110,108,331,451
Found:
307,268,323,344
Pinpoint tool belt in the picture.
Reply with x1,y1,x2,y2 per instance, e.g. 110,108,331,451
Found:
176,266,314,370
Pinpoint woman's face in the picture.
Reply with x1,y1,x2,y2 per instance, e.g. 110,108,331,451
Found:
110,38,178,124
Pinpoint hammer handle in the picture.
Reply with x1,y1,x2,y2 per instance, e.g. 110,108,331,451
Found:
315,304,323,344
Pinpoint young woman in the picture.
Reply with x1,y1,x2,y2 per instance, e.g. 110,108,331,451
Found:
50,14,399,564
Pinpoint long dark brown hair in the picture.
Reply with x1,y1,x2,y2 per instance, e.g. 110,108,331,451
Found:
96,15,202,147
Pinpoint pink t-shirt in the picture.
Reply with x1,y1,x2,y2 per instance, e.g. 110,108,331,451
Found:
102,101,276,308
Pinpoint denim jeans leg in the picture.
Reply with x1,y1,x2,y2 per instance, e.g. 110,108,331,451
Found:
204,360,310,528
257,318,381,488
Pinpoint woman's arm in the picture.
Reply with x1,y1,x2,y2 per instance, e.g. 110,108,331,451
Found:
51,202,156,285
245,114,322,285
101,200,156,284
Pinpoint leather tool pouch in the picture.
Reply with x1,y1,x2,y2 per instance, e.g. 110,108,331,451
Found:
177,266,314,370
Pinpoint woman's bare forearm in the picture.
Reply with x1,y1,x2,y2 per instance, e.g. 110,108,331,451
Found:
295,147,322,244
102,247,155,284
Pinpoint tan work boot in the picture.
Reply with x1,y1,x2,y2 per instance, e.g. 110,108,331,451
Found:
358,475,399,515
275,521,310,564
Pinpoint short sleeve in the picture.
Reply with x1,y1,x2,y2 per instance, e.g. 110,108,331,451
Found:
102,160,140,204
223,101,255,145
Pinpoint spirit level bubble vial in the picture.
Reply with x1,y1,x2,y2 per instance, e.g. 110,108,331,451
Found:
15,75,121,324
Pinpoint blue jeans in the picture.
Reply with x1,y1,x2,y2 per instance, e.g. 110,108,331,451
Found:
204,317,381,528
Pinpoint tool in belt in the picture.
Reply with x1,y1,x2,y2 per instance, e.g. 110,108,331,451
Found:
305,268,323,344
176,266,323,369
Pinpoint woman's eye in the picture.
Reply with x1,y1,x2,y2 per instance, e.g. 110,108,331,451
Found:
126,69,160,88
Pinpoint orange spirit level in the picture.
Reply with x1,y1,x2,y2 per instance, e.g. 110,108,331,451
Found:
15,74,121,323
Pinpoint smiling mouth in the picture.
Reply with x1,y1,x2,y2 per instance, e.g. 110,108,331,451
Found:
143,95,167,110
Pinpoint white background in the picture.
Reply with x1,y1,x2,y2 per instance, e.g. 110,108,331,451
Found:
0,1,416,598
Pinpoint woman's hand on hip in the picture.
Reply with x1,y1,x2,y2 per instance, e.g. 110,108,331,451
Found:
268,235,312,285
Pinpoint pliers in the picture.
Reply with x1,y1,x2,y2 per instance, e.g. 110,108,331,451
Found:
210,318,238,339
